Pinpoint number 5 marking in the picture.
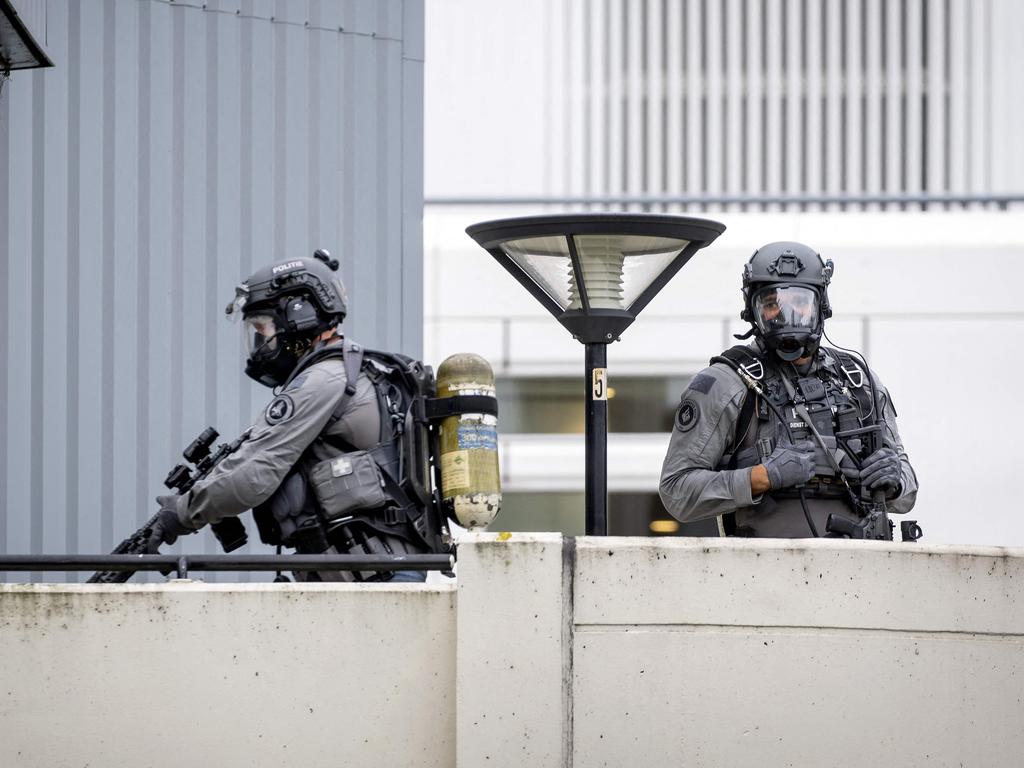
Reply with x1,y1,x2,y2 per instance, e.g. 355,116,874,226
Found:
592,368,607,401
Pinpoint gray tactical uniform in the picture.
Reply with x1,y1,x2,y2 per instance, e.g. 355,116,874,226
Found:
170,340,380,531
659,342,918,538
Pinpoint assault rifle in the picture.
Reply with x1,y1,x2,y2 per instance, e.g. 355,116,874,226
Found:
825,423,923,542
88,427,251,583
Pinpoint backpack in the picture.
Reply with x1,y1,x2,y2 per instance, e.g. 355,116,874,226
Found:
253,339,496,556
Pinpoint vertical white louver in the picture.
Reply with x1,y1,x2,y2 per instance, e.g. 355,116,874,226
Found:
548,0,1024,209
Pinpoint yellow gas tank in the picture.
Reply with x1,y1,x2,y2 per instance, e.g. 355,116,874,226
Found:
436,354,501,529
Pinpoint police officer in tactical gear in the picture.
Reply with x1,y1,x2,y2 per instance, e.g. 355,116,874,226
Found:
146,249,431,580
659,241,918,539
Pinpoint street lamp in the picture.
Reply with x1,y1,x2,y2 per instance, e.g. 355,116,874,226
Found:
466,213,726,535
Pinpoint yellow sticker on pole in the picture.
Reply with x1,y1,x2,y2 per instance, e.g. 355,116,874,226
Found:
592,368,608,401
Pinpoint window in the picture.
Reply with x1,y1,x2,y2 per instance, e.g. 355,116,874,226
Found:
497,492,719,538
497,375,692,434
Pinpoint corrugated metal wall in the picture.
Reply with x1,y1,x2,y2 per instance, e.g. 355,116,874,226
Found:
540,0,1024,207
0,0,424,578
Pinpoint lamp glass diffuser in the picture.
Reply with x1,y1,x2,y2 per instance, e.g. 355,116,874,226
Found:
497,236,575,310
498,234,691,311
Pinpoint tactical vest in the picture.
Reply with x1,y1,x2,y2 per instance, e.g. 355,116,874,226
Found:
710,344,881,510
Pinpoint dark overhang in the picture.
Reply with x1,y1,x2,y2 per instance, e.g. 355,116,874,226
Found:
0,0,53,71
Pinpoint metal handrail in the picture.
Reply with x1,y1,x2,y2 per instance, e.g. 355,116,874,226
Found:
0,554,455,580
425,193,1024,208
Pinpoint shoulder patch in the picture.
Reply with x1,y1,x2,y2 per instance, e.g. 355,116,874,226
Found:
265,394,296,425
688,372,716,395
285,375,308,392
675,398,701,432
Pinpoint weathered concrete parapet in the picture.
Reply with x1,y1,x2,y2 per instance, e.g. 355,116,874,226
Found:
2,537,1022,767
0,581,456,768
456,532,571,768
572,538,1024,767
575,537,1024,632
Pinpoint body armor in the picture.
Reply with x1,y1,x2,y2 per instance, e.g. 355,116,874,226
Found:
712,343,892,539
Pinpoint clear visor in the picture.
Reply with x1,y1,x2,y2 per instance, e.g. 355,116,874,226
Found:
243,314,279,356
753,285,820,333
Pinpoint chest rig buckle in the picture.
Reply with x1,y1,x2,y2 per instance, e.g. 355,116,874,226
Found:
840,363,864,389
740,359,764,381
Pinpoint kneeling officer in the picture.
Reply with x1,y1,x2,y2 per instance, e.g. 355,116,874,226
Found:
147,250,436,581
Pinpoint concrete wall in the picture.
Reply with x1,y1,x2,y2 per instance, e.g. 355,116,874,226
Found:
0,580,456,767
3,535,1023,767
568,537,1024,767
462,534,1024,767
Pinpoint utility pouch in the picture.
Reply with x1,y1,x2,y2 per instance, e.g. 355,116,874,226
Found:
310,451,388,521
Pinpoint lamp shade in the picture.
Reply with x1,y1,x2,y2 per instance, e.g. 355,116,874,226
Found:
499,233,694,311
467,214,726,343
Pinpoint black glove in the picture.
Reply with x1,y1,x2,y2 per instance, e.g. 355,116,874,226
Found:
860,447,902,497
146,496,195,553
762,438,817,490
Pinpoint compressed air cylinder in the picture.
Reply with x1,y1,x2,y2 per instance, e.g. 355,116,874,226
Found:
436,353,501,529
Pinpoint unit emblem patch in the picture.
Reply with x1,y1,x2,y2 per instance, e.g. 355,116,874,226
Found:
265,394,296,425
675,398,701,432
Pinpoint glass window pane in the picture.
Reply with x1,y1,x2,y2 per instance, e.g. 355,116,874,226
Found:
496,492,719,537
498,375,693,434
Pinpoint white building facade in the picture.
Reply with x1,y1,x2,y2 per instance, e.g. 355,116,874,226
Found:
424,0,1024,546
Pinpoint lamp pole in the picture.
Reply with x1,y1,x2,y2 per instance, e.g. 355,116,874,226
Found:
466,214,725,537
585,341,608,535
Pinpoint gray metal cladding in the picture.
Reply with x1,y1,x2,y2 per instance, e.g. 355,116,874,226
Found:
0,0,424,579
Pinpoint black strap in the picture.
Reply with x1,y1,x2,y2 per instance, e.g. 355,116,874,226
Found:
709,345,766,468
326,340,365,427
425,394,498,421
724,390,758,470
342,341,363,396
711,344,763,370
710,346,769,539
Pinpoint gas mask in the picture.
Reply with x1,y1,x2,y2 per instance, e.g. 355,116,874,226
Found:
739,242,833,362
751,285,823,362
241,312,305,387
231,294,328,387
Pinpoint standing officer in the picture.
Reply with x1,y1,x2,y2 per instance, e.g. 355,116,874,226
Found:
145,250,437,580
659,242,918,539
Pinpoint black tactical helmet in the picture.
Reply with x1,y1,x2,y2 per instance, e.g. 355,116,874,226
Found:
740,242,834,362
225,249,348,387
